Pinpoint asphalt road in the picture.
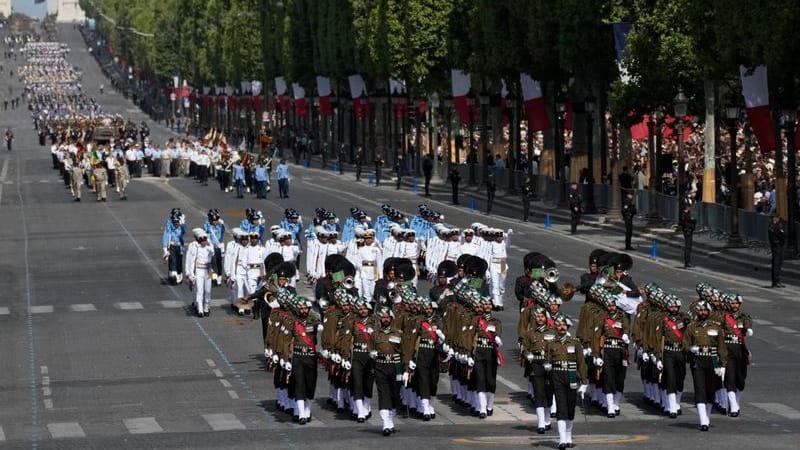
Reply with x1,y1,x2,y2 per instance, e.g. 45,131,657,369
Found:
0,24,798,450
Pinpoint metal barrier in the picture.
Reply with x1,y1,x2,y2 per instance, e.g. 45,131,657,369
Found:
657,193,679,222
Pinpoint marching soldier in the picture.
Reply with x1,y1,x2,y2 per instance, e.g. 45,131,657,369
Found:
653,293,688,418
341,297,378,422
373,306,403,436
354,229,383,301
93,162,108,202
520,306,555,433
546,313,589,450
468,297,503,418
683,300,728,431
408,298,447,420
115,156,130,200
184,228,216,317
287,296,321,424
591,287,630,418
69,157,84,201
721,293,752,417
162,209,186,285
203,209,226,286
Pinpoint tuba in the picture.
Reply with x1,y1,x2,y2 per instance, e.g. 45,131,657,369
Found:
342,275,356,290
545,267,560,284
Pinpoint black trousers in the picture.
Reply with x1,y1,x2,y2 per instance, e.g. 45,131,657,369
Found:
451,183,459,204
356,164,362,181
661,349,686,393
551,371,578,420
212,247,223,277
413,347,439,399
528,361,553,408
772,246,784,285
470,347,497,393
683,231,693,265
424,176,431,195
724,343,747,391
487,192,495,214
350,350,374,399
602,347,626,394
571,213,580,233
168,244,183,275
289,354,317,400
624,217,634,248
375,361,401,410
690,356,715,403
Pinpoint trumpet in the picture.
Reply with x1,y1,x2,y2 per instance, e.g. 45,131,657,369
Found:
545,267,560,284
342,276,355,290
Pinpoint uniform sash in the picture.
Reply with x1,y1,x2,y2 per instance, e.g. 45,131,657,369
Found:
478,317,505,366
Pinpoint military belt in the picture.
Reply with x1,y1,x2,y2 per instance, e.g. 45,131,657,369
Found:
376,354,401,363
604,338,624,349
724,336,741,344
362,261,376,267
353,342,369,351
663,343,683,352
247,264,262,269
696,346,718,357
552,360,577,371
293,346,315,356
419,343,436,349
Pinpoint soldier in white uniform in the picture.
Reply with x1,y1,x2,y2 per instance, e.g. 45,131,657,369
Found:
398,229,421,287
224,228,246,308
278,231,301,287
185,228,217,317
243,231,267,296
488,228,512,311
460,228,481,256
354,229,383,300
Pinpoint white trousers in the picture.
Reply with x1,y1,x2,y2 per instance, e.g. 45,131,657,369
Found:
193,271,212,312
489,265,506,306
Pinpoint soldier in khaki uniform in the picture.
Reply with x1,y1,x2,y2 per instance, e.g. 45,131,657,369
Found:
341,297,378,422
683,300,728,431
520,306,555,433
115,156,130,200
93,163,108,201
468,297,503,419
545,313,589,450
287,296,321,424
407,298,446,420
69,158,84,201
372,306,404,436
720,293,752,417
264,288,295,413
590,286,630,418
652,292,688,418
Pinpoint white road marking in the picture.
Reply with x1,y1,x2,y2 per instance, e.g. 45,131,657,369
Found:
40,366,48,375
0,306,9,315
206,359,216,368
47,422,86,438
115,302,143,310
70,304,97,312
202,413,245,431
30,305,54,314
43,399,53,410
752,318,774,326
220,379,232,388
227,390,239,399
0,425,5,441
496,375,525,393
772,326,799,334
212,369,224,378
159,300,184,308
123,417,163,434
41,376,50,386
0,156,9,208
42,387,51,397
750,402,800,419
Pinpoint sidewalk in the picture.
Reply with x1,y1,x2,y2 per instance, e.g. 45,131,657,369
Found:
299,155,800,282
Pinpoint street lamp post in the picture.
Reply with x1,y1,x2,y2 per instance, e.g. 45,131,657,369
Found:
585,95,597,213
647,109,663,225
674,88,688,217
726,105,745,247
507,97,518,194
555,94,568,204
479,93,490,183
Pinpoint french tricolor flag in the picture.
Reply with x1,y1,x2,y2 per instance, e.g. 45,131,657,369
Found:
740,65,776,151
316,76,332,116
348,74,369,118
451,69,476,123
275,76,289,112
292,83,307,117
520,73,552,132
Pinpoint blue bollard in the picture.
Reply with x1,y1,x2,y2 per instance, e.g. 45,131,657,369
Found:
469,197,476,211
412,180,418,193
368,175,374,186
545,214,551,229
304,160,310,168
332,162,338,173
651,239,658,259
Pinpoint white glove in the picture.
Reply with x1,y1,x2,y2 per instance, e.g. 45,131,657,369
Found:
543,362,552,371
332,353,342,364
690,345,700,355
447,348,455,358
456,353,465,363
494,336,503,347
656,360,663,371
285,362,292,372
746,329,753,337
436,329,446,341
577,384,588,396
583,347,592,357
408,360,417,371
369,350,378,359
272,354,279,364
264,348,272,358
342,360,352,370
650,354,657,363
367,327,374,334
641,351,649,361
635,347,643,360
441,343,451,354
594,357,604,367
507,228,513,235
402,372,409,383
517,342,523,351
467,357,475,367
279,358,286,369
525,352,534,362
320,349,330,359
715,367,726,379
162,249,169,260
487,325,496,333
622,334,630,345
